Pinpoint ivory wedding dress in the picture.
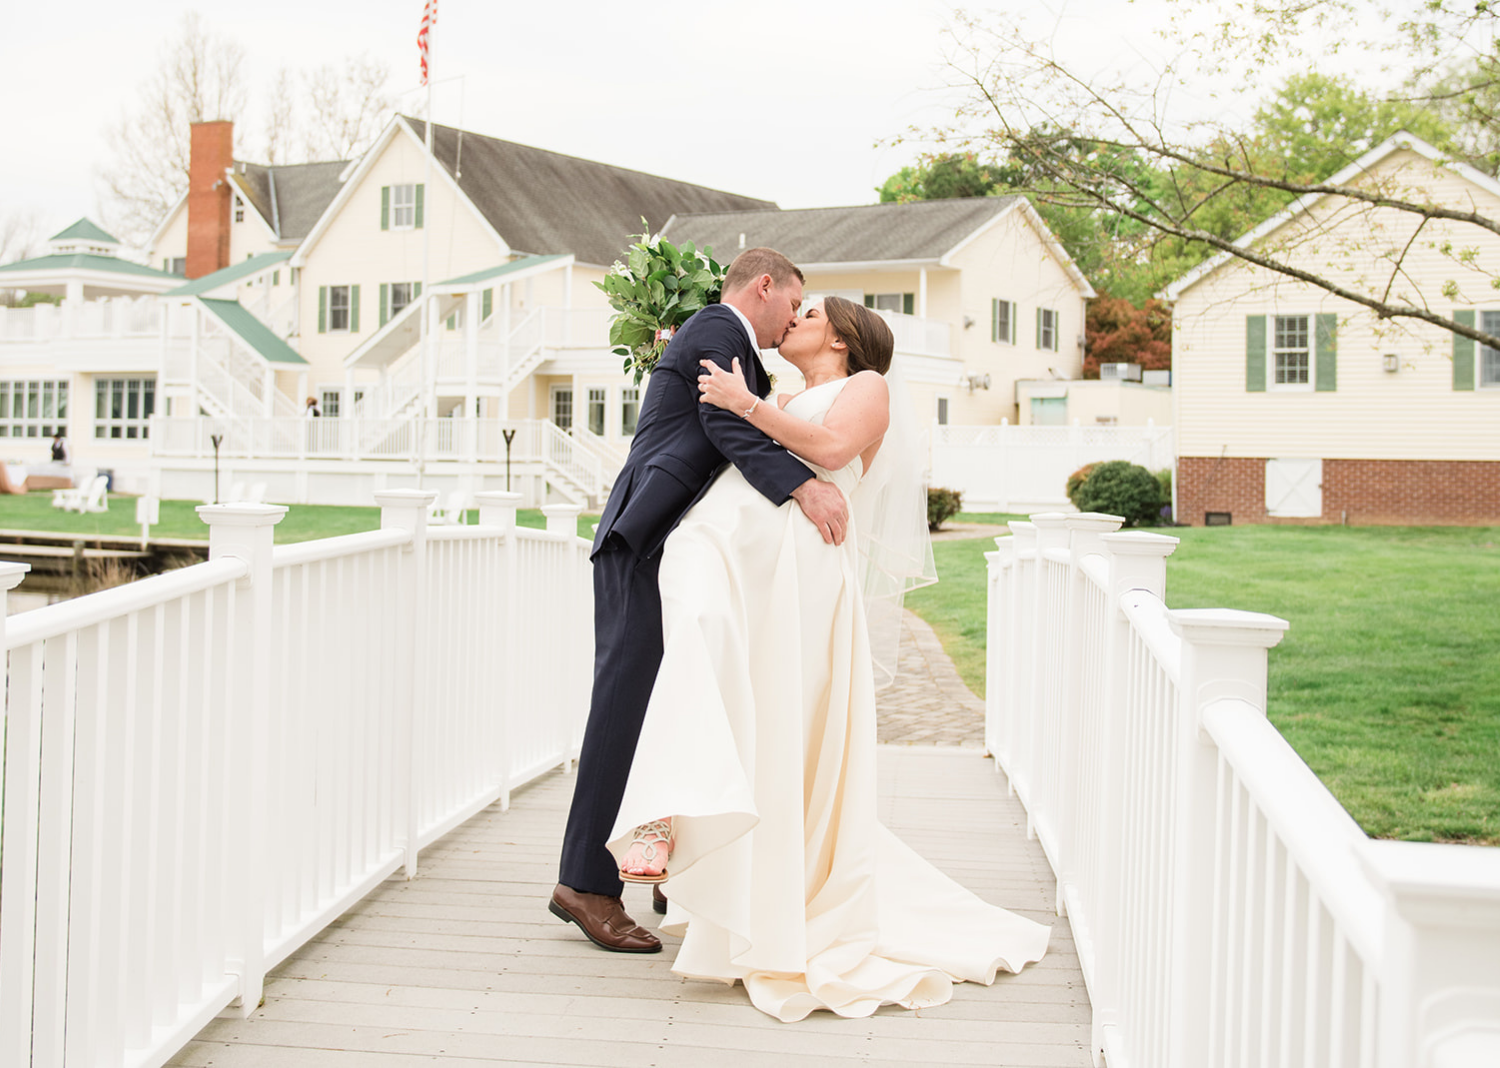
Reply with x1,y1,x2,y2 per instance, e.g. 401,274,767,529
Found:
608,378,1049,1022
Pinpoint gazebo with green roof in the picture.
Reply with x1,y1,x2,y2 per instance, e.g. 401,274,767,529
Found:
0,218,183,301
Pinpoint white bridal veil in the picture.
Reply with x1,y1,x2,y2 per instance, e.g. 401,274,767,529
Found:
852,355,939,689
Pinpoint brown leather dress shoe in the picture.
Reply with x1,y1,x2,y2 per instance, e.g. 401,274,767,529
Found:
549,884,662,953
652,884,668,915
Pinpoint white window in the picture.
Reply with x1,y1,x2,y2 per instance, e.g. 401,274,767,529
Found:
319,388,342,418
866,292,914,315
390,282,414,318
1273,315,1311,387
164,257,186,277
234,196,244,223
93,377,155,440
550,386,573,432
1037,308,1059,352
992,299,1015,345
587,388,606,436
391,184,416,229
0,379,68,438
329,285,350,331
621,386,640,437
1480,311,1500,388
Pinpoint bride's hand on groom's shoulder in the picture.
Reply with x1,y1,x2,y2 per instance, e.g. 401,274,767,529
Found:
698,358,754,413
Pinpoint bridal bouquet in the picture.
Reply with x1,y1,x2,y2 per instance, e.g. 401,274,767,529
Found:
597,223,727,384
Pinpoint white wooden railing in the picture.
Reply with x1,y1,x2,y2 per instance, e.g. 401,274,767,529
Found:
0,298,165,343
986,512,1500,1068
0,491,593,1068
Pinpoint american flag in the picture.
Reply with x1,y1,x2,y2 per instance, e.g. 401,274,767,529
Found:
418,0,438,86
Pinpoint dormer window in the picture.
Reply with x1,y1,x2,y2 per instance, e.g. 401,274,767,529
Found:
234,196,244,223
391,184,416,229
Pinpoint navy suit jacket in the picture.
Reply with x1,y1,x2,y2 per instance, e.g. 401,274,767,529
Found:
593,304,812,560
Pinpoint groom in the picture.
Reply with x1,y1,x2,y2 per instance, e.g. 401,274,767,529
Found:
551,247,850,952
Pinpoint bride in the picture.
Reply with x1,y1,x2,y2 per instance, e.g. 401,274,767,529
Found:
607,296,1049,1022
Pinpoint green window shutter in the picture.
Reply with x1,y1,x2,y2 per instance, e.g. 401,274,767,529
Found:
272,270,279,286
413,281,422,300
381,186,390,231
1010,303,1017,344
1454,309,1476,390
1036,307,1043,348
991,298,1000,343
350,284,360,333
902,293,915,315
863,294,874,309
1246,314,1267,392
482,288,493,320
415,184,425,229
380,283,390,327
318,286,327,334
1314,313,1337,391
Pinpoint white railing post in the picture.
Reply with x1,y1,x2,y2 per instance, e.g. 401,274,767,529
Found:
1053,513,1124,913
1004,520,1038,809
1090,529,1179,1059
197,502,287,1016
983,536,1015,766
1163,608,1289,1068
542,503,581,539
1362,841,1500,1068
375,490,436,878
475,492,522,807
0,563,33,1068
1027,512,1071,862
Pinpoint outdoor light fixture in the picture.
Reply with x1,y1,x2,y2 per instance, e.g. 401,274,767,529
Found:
1382,353,1399,373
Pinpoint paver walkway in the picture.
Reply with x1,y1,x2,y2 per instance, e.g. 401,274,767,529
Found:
171,749,1090,1067
876,610,987,747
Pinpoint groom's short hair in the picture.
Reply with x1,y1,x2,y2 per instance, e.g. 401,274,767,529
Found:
722,247,803,294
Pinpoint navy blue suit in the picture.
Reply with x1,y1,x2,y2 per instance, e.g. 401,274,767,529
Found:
559,304,812,895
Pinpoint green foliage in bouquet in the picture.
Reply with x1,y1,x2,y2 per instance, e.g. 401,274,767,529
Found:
596,222,727,384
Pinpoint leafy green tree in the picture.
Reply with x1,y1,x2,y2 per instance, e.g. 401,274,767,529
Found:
877,153,998,202
936,4,1500,351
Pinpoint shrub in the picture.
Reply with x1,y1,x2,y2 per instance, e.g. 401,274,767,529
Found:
1065,463,1098,510
1073,460,1162,527
927,487,963,531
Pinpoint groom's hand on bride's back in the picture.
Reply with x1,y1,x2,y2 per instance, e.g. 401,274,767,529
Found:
790,478,849,545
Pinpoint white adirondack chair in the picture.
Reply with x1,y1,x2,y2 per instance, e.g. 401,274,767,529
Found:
246,482,268,503
52,467,97,510
67,475,109,513
428,490,468,526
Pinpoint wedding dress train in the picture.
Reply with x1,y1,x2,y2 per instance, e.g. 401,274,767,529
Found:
608,379,1049,1021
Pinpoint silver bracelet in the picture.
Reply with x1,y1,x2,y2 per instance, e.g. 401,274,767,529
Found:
742,397,760,419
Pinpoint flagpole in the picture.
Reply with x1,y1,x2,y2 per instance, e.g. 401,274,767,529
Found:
420,1,436,423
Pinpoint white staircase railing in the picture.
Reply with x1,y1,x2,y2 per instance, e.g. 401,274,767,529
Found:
0,493,593,1068
987,512,1500,1068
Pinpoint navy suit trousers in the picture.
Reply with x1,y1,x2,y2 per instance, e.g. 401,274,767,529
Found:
558,540,664,896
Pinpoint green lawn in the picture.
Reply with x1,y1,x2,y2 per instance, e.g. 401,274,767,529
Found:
906,521,1500,845
0,491,599,543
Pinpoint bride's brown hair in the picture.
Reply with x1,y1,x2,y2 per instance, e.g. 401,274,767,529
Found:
823,296,895,376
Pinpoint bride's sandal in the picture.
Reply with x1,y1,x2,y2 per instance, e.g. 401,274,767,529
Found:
619,818,673,884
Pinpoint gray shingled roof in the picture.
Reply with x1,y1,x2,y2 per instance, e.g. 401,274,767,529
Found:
661,197,1023,265
403,118,777,267
231,161,349,242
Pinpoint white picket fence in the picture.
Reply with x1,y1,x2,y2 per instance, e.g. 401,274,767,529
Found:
986,513,1500,1068
932,423,1175,512
0,491,593,1068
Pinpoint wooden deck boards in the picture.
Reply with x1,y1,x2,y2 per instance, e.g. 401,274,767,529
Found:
171,747,1092,1067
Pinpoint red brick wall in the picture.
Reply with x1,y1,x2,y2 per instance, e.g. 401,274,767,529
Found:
1178,456,1500,526
186,121,233,280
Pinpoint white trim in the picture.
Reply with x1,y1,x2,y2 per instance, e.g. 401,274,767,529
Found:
290,116,511,268
1163,130,1494,301
145,192,189,256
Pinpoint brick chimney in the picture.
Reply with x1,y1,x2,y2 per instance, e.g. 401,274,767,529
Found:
186,120,234,279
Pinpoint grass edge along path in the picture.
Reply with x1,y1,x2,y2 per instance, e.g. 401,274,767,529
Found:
904,520,1500,846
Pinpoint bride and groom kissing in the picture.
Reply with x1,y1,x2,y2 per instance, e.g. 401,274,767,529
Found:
549,247,1049,1021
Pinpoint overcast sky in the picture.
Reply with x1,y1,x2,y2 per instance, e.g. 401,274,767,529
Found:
3,0,1323,246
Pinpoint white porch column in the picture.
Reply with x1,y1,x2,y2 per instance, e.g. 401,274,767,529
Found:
189,302,200,414
918,268,928,318
64,280,83,336
570,373,581,433
297,371,308,408
465,291,480,419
